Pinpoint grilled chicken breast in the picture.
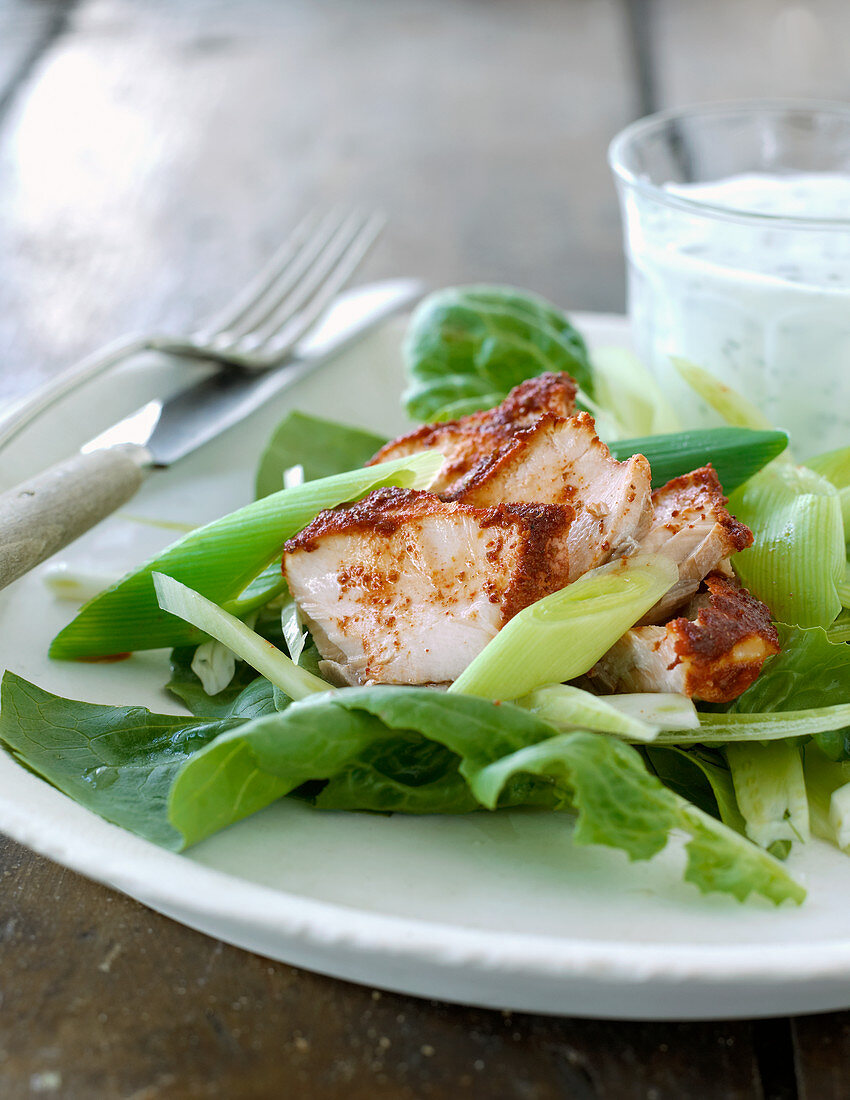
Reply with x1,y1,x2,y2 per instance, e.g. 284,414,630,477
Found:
367,372,577,494
638,466,753,624
446,412,653,581
588,572,779,703
283,487,575,686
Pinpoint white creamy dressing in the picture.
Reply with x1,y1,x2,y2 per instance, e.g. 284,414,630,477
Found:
625,172,850,456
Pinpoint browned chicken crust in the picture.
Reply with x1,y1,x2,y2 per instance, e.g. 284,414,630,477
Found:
283,487,576,685
366,372,578,494
639,465,753,624
445,411,653,580
589,572,779,703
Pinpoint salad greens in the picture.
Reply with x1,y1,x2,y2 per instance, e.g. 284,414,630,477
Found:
403,285,594,421
7,286,850,909
255,410,386,499
0,672,801,903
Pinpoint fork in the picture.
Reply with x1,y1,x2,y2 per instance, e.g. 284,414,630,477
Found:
0,209,396,590
0,209,384,450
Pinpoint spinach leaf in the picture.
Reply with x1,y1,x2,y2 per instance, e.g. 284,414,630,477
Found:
403,285,593,422
0,672,243,849
255,411,387,499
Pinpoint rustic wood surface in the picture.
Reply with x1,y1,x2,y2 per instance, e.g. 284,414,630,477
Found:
0,0,849,1096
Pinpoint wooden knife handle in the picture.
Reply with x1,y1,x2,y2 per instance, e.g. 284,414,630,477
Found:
0,445,151,590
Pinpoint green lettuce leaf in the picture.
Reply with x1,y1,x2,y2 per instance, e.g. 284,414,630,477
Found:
731,625,850,760
403,285,593,421
0,672,241,849
255,411,386,499
645,746,746,832
0,674,804,904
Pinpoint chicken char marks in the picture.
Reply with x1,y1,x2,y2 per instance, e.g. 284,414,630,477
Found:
283,487,575,686
287,372,775,699
444,412,653,581
367,372,578,494
638,465,753,624
588,572,779,703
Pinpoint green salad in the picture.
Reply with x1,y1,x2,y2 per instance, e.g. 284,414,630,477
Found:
5,284,850,908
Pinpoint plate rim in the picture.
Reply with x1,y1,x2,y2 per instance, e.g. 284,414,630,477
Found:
3,308,849,1018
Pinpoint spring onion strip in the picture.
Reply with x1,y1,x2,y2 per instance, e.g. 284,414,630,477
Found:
153,573,329,701
190,640,237,696
514,685,660,742
603,692,700,730
448,554,677,701
50,450,443,658
729,463,844,629
648,703,850,745
593,347,680,438
726,741,809,850
281,600,308,665
804,743,850,852
672,357,775,432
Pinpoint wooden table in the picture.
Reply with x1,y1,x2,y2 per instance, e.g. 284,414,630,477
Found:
1,1,850,1095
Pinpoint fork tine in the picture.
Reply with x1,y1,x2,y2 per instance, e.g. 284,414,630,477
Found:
236,211,380,353
253,213,385,361
194,208,326,341
212,208,352,345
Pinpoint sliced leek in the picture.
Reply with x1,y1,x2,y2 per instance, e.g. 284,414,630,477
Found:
448,554,677,701
808,445,850,538
729,463,844,628
153,573,329,701
592,347,681,438
672,357,775,432
515,685,660,742
726,741,809,851
50,450,442,659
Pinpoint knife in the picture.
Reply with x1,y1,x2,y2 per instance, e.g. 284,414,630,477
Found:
0,278,423,591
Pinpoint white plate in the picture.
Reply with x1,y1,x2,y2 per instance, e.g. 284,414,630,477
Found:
2,312,850,1021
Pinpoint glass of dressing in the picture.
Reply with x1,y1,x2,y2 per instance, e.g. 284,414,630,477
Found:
609,101,850,458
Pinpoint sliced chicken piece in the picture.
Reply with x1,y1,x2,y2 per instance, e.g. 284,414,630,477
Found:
283,487,575,686
638,466,753,624
588,572,779,703
367,372,578,494
445,412,653,582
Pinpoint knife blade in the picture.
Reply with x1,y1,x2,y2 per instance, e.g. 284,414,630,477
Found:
0,278,424,590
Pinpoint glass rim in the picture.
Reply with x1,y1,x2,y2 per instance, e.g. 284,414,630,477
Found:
608,98,850,229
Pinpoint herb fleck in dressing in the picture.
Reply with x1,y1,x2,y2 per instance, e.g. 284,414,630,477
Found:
625,172,850,456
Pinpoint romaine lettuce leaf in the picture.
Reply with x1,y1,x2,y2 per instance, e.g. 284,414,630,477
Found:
0,671,243,848
730,625,850,760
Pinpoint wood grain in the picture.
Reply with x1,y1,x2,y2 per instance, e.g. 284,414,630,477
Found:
1,0,850,1095
0,834,768,1099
